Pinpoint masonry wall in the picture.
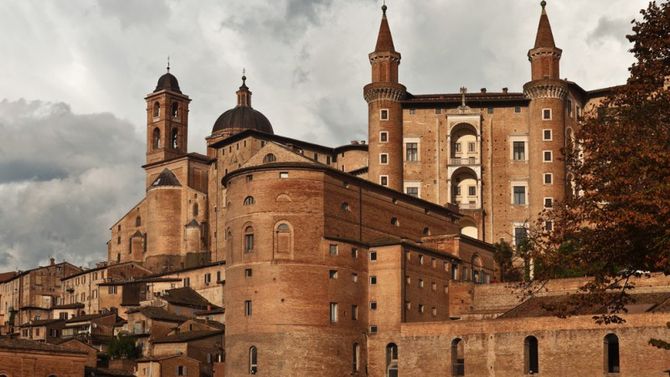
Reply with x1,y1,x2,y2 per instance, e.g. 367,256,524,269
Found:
0,348,87,377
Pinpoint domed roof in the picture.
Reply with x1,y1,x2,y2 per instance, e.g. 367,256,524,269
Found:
154,72,182,94
211,74,273,135
151,168,181,187
212,106,273,134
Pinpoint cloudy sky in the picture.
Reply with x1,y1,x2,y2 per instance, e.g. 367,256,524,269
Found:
0,0,648,271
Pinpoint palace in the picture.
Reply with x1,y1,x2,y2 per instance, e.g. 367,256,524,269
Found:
0,2,669,377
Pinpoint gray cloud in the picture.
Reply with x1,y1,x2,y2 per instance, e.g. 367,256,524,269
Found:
0,99,144,271
588,17,632,46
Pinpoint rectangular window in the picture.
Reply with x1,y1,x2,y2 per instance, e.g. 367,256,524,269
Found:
544,197,554,208
405,143,418,161
380,176,388,186
370,276,377,285
177,366,186,376
543,150,553,162
369,251,377,261
405,301,411,310
435,108,442,114
468,186,476,196
380,109,389,120
380,131,388,143
329,244,338,256
514,226,528,248
380,153,388,164
409,108,416,115
245,269,252,278
545,221,554,231
567,99,573,117
330,303,338,323
370,301,377,310
183,277,190,287
352,273,358,283
513,186,526,205
543,129,552,141
432,307,437,316
451,264,458,280
351,305,359,320
418,279,424,288
544,173,553,184
487,107,494,114
418,304,425,314
468,142,475,152
513,141,525,161
369,325,378,334
279,172,289,179
432,281,437,291
543,108,552,120
244,300,252,316
454,143,462,153
329,270,338,279
405,187,419,197
351,248,358,258
515,106,521,113
204,273,211,284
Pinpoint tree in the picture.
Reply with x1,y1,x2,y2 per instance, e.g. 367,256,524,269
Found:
532,0,670,322
107,334,140,360
493,240,522,282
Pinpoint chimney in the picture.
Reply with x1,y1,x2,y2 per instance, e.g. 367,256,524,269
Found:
50,257,55,266
502,87,509,93
480,88,487,93
350,140,359,145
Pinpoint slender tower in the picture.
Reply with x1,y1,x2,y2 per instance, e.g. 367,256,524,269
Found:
364,3,406,191
523,0,567,225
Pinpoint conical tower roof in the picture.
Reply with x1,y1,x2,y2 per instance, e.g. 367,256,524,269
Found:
374,4,395,52
534,1,556,48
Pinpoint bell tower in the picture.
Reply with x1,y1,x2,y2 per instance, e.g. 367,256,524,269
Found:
364,3,406,191
145,62,191,165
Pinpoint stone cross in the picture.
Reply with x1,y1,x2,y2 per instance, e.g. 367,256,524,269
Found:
460,86,467,107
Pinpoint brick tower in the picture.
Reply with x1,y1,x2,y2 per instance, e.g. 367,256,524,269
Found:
364,3,406,191
145,63,191,165
523,0,567,225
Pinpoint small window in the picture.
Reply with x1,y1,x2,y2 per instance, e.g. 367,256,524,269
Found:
567,99,573,117
487,106,494,114
418,279,424,288
352,343,361,372
329,302,338,323
513,141,526,161
524,336,539,374
176,365,186,376
244,226,254,252
406,142,418,161
380,109,389,120
468,186,476,196
184,277,190,287
171,102,179,118
245,268,253,278
419,304,425,313
544,197,554,208
171,128,178,149
263,153,277,163
543,150,553,162
370,251,377,261
454,142,462,153
329,270,338,279
369,325,378,334
513,186,526,205
205,273,212,284
542,108,552,120
351,248,358,258
515,106,521,113
245,300,252,316
432,281,437,291
370,301,377,310
135,216,141,227
193,202,199,216
406,186,419,197
545,221,553,231
544,173,553,185
351,305,359,320
423,227,431,236
432,307,437,316
604,334,620,373
435,108,442,114
380,153,389,164
329,244,338,256
370,276,377,285
243,196,255,206
380,131,388,143
467,142,475,153
409,108,416,114
405,301,411,310
279,172,289,179
391,217,399,226
246,174,253,182
543,129,552,141
352,273,358,282
153,101,160,117
419,255,424,265
249,346,258,374
380,176,388,186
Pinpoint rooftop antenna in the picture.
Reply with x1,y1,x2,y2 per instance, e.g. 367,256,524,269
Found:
167,56,170,73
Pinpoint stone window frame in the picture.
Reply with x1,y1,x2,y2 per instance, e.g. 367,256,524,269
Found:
403,181,421,198
380,108,389,121
542,108,552,120
511,181,529,206
379,131,389,143
510,136,529,162
379,153,389,165
379,175,389,187
404,138,420,162
542,129,553,141
544,173,553,185
543,150,553,162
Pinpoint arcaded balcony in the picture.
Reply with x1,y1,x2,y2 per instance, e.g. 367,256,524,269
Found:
448,123,480,166
449,167,481,210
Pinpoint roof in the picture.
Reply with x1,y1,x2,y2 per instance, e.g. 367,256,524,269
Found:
161,287,216,310
183,318,225,330
20,319,65,328
137,353,193,362
152,330,224,344
141,152,214,170
0,271,17,283
66,312,116,324
374,5,395,52
150,168,181,187
154,72,182,94
194,307,225,316
2,262,81,285
126,306,188,323
85,367,136,377
212,106,274,135
0,338,87,355
401,91,529,107
534,2,556,49
499,292,670,319
52,303,85,309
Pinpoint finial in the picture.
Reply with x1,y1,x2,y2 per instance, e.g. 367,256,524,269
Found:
460,86,467,108
167,56,170,73
381,0,387,16
540,0,546,9
242,68,247,85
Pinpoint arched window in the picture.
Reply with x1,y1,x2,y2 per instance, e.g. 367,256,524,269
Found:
391,217,399,226
171,102,179,118
524,336,539,374
135,216,141,227
244,226,254,253
341,202,350,211
275,223,292,254
263,153,276,163
171,128,178,149
471,255,484,284
249,346,258,374
243,196,255,206
193,203,199,217
386,343,398,377
352,343,360,373
423,227,431,236
451,338,464,376
153,101,160,117
153,128,161,149
604,334,620,373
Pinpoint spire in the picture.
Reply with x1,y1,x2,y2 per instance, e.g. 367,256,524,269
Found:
236,69,251,107
374,2,395,52
534,0,556,48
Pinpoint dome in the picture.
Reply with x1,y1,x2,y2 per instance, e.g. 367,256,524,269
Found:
212,106,274,134
154,72,182,94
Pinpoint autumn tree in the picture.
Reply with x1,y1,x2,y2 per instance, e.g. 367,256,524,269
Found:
530,0,670,320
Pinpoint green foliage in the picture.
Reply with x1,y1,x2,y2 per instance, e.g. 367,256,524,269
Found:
107,334,140,360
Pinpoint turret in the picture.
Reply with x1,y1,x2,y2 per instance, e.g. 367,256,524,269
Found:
364,3,406,191
528,0,562,81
